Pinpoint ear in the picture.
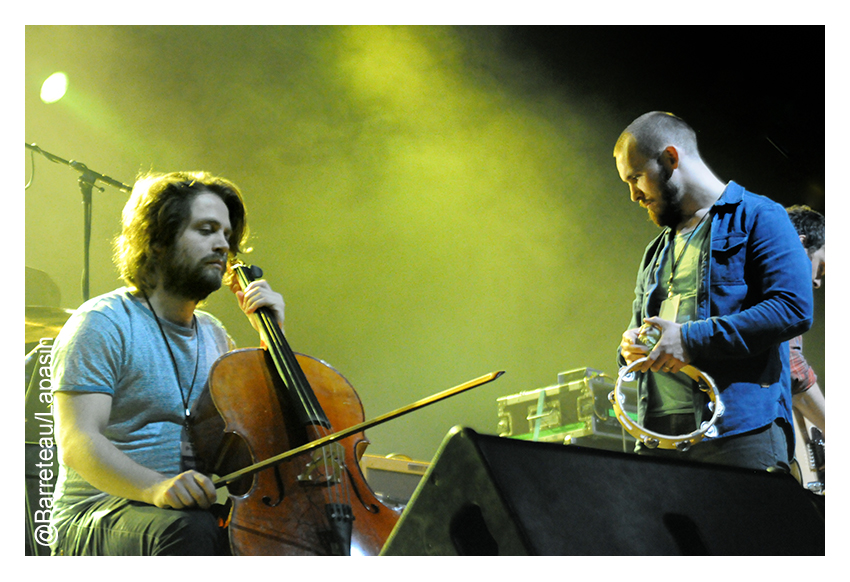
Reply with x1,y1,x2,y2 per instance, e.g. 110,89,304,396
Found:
799,234,807,246
659,146,680,170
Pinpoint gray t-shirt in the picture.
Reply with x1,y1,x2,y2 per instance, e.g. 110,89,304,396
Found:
647,220,710,418
49,287,233,527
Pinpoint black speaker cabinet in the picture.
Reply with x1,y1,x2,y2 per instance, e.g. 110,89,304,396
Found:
380,426,825,555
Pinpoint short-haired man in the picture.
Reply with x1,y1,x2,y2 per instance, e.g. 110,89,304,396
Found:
615,112,813,471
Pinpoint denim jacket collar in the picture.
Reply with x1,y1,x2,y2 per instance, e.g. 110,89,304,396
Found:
714,180,743,207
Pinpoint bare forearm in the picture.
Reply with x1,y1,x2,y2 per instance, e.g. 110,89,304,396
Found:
793,384,826,436
60,429,166,505
55,391,217,509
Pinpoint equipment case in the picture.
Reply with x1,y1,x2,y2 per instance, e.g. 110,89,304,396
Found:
496,367,638,452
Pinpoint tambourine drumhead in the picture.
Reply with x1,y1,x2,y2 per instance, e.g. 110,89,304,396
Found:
608,358,723,451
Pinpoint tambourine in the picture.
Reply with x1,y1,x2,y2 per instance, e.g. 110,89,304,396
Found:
608,357,724,451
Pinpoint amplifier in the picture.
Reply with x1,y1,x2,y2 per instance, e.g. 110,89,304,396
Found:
361,454,430,508
496,367,638,452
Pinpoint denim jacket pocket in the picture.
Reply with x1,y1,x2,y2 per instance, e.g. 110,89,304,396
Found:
710,232,747,284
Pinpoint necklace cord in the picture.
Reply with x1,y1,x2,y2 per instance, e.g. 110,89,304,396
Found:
140,288,201,419
666,211,710,296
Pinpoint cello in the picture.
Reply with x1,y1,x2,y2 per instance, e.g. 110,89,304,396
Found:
190,262,501,555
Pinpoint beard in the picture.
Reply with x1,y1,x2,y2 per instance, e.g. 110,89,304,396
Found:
161,251,225,302
648,173,685,229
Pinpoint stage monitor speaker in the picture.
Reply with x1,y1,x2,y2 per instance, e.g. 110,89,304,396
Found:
380,426,824,556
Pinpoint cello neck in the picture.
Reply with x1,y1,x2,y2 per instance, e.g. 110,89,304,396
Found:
232,262,331,429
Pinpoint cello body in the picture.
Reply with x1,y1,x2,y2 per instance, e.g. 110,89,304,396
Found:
190,347,400,555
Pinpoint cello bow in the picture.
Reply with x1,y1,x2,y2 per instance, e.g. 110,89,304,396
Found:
212,369,504,489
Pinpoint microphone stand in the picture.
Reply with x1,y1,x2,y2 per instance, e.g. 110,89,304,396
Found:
25,143,132,302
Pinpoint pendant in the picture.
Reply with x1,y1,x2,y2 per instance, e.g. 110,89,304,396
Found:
180,422,198,472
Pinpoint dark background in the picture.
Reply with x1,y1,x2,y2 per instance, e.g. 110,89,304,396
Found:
501,26,824,208
24,25,825,462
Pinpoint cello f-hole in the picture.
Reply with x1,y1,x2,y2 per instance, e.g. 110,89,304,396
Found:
262,465,286,507
343,464,381,514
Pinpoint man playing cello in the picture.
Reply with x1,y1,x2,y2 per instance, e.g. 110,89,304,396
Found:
49,171,285,555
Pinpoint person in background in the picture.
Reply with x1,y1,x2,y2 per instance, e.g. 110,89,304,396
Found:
786,205,825,435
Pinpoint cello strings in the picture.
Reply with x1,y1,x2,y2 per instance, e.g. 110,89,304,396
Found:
236,264,353,534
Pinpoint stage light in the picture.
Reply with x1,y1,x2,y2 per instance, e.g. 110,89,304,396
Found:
40,72,68,104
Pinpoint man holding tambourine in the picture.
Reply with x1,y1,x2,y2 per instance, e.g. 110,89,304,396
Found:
612,112,813,472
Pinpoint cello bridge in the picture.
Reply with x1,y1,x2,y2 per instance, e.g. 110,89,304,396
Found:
297,443,345,485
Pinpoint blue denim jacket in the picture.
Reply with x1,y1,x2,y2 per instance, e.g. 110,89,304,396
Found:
624,181,814,441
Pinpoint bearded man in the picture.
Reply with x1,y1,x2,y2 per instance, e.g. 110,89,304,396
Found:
614,112,813,471
49,171,285,555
